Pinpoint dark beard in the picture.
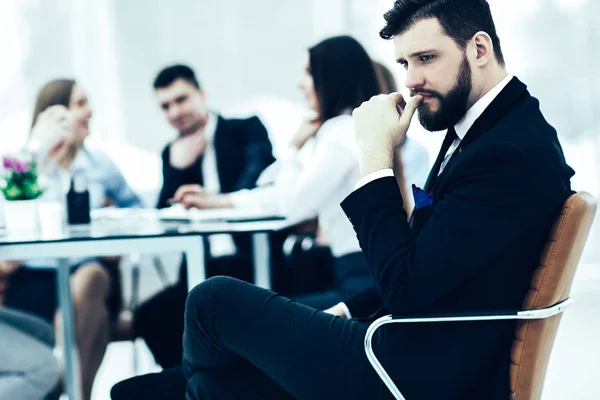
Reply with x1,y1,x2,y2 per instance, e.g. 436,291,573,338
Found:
412,55,472,132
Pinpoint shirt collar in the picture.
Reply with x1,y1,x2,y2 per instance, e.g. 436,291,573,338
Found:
454,74,513,140
203,111,218,142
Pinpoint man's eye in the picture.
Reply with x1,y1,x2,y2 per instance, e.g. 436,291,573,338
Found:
420,55,434,62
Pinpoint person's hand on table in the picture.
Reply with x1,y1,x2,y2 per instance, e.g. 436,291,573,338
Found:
170,184,233,210
171,184,208,204
180,194,233,210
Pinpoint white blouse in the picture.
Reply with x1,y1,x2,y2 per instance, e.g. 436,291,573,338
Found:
230,115,361,258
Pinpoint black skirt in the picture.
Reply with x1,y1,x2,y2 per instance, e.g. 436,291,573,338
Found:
3,259,122,324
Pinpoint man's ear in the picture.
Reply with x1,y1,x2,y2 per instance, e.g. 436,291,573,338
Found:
471,31,495,66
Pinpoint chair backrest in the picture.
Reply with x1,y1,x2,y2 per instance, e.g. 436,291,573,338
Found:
509,192,597,400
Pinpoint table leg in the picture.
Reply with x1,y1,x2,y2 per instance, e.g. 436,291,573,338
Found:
186,236,206,292
252,232,271,289
56,257,82,400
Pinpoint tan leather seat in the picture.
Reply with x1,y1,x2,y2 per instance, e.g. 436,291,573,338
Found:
510,192,597,399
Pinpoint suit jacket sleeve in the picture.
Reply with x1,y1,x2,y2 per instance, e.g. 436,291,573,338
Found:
230,116,275,192
341,143,536,316
156,145,199,209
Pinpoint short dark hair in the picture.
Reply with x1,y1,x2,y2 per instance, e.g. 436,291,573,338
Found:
380,0,505,66
308,36,381,122
153,64,201,90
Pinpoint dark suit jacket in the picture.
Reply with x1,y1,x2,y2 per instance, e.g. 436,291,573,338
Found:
157,115,275,259
341,78,574,399
157,115,274,208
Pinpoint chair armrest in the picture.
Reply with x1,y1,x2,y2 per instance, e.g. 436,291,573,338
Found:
364,299,573,400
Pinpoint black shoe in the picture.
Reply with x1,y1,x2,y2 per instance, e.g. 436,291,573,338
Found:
111,366,186,400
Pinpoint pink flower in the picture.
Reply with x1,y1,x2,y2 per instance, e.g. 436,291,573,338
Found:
13,160,30,174
2,157,13,170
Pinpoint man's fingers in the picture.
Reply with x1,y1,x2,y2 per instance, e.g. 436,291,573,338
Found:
400,95,423,123
388,92,405,108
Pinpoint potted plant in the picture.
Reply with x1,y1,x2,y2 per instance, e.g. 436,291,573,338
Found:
1,154,45,235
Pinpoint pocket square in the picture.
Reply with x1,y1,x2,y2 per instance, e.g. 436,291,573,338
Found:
412,184,433,209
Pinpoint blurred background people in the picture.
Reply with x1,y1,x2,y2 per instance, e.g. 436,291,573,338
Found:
1,79,142,400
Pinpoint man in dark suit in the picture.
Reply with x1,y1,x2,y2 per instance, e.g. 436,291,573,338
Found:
154,65,275,211
132,64,275,369
112,1,574,399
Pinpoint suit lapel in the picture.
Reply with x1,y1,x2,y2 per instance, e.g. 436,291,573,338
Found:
458,77,528,150
424,129,456,193
430,77,529,195
412,78,529,230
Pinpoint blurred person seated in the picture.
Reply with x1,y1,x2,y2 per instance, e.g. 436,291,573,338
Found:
0,306,60,400
110,35,394,400
131,64,276,370
1,79,143,400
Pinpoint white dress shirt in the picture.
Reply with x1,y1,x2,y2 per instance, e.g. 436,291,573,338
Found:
201,112,237,258
355,74,514,189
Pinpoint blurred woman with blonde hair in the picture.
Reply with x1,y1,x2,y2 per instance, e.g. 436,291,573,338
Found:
1,78,142,400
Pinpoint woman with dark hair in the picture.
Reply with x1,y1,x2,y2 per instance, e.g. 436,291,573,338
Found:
0,79,142,400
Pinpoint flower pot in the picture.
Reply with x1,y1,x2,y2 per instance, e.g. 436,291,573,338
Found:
3,199,40,236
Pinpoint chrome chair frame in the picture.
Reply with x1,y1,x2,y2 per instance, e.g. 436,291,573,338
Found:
364,299,573,400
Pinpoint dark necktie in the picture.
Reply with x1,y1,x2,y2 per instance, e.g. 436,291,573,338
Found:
424,126,458,192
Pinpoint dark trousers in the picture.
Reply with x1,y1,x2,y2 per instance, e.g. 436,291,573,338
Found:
134,255,252,369
295,251,373,310
182,276,385,400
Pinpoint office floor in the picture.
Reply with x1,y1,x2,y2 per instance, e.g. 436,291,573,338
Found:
90,261,600,400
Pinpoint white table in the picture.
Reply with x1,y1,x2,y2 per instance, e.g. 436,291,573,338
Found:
0,212,300,400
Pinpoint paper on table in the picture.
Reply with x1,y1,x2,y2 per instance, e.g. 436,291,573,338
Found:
156,204,284,223
91,205,285,223
91,208,158,220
